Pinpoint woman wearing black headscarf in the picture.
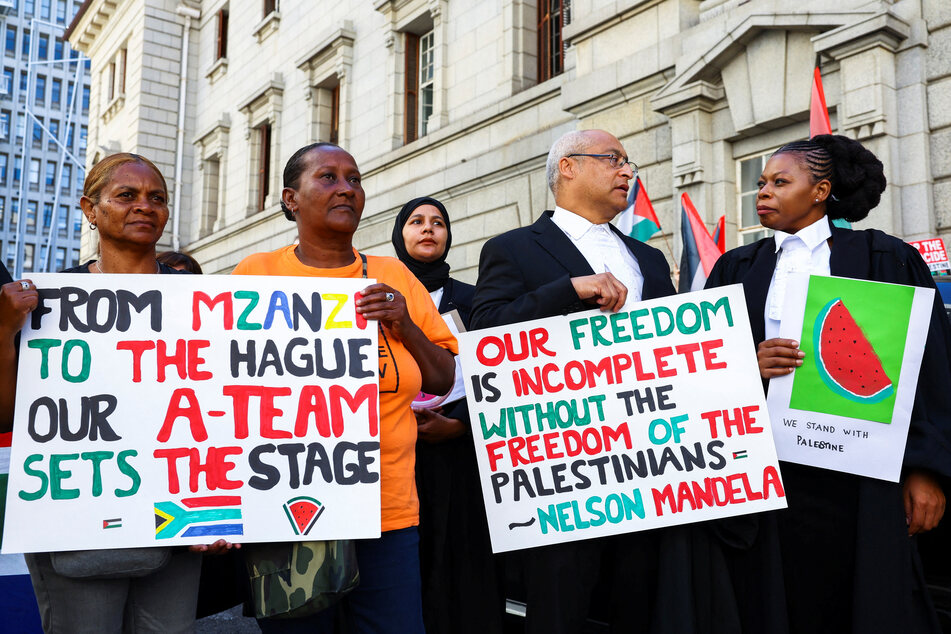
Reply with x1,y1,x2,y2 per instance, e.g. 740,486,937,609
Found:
392,196,504,633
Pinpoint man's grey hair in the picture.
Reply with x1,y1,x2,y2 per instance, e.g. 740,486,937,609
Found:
546,130,593,196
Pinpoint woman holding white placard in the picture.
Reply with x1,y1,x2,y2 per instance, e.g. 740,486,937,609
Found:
392,196,504,633
706,135,951,633
19,153,232,634
233,143,457,633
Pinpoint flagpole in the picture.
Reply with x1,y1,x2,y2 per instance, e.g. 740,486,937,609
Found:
659,230,680,278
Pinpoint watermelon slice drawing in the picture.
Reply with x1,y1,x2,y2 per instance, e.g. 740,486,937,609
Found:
283,496,325,536
813,297,894,405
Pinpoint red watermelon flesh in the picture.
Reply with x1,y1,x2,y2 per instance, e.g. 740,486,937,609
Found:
283,496,324,535
815,298,893,403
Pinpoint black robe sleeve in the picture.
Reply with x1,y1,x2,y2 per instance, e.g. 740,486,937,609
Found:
864,233,951,479
470,233,582,329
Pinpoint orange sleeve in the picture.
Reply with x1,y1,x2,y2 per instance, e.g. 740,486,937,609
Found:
397,262,459,355
231,252,272,276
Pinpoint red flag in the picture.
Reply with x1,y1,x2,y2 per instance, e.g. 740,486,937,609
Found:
712,215,726,254
810,66,832,138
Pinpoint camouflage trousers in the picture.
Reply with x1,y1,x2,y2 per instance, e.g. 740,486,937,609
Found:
244,540,359,619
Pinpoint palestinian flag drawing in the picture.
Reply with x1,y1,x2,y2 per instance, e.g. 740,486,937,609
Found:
154,495,244,539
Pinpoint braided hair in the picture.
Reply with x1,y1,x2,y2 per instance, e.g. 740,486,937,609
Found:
772,135,886,223
280,142,343,221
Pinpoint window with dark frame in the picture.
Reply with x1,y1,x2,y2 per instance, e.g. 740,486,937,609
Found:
329,83,340,145
418,30,434,138
26,201,36,230
118,48,126,95
257,122,271,211
216,8,229,60
404,33,419,143
47,119,57,148
107,61,115,101
58,205,67,236
538,0,564,82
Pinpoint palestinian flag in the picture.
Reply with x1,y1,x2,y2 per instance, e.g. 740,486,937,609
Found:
616,177,661,242
678,193,723,292
0,432,42,633
712,215,726,254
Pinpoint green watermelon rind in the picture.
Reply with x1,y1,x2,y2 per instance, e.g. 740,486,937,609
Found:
813,297,894,405
283,496,323,536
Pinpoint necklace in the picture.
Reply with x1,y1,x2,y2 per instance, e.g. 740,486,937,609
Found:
95,259,161,274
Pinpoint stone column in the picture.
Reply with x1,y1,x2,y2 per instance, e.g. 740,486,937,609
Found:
815,12,913,236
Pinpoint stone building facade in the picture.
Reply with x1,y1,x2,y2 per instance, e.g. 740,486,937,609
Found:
66,0,951,280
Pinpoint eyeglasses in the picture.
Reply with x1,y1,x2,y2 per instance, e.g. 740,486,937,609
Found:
566,153,638,176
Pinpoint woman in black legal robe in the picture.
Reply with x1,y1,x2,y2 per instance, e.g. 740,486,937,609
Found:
706,135,951,633
393,196,504,634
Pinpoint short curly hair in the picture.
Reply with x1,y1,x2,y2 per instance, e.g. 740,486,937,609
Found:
772,135,886,223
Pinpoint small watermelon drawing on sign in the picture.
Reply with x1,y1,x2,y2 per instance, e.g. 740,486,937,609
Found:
813,298,894,405
284,496,324,536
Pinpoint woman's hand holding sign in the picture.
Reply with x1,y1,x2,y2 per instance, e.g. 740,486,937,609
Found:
189,539,241,555
903,470,945,536
757,338,805,379
1,278,38,431
415,406,465,443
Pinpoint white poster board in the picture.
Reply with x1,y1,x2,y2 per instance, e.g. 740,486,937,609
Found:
766,274,933,482
3,274,382,554
457,285,787,553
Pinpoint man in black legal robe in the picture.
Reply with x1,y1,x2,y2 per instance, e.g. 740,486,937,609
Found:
471,129,707,633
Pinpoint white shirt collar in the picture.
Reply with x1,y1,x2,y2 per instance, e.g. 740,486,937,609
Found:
773,216,832,252
552,206,605,241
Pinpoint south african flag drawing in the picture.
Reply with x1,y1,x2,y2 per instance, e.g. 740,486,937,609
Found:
154,495,244,539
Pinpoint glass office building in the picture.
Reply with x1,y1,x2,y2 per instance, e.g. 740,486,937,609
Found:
0,0,88,275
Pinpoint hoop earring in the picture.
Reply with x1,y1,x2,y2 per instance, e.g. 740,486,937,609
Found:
89,222,97,230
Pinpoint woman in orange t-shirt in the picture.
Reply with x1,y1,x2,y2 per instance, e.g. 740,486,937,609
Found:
233,143,457,633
